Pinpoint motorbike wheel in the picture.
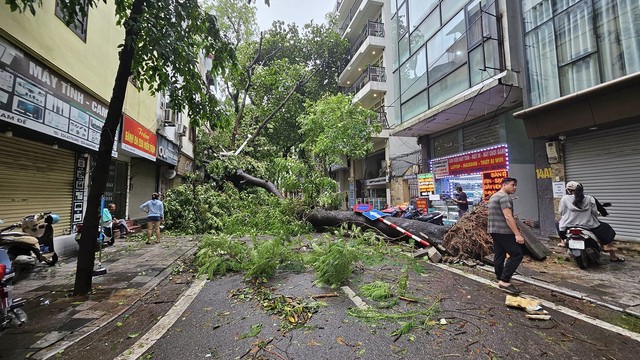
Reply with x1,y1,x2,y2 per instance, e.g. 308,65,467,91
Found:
585,248,601,265
107,237,115,246
575,254,589,269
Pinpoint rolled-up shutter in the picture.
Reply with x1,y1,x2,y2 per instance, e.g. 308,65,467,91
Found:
564,124,640,241
0,136,74,236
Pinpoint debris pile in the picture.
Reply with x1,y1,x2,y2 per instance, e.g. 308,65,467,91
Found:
505,295,551,321
441,205,493,262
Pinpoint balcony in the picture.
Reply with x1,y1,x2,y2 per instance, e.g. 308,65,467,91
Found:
342,65,387,108
336,0,384,41
369,110,389,129
339,20,385,85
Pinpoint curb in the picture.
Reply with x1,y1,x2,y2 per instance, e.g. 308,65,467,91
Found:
31,243,198,360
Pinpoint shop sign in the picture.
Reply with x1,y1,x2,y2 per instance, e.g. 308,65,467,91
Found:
364,177,387,187
0,36,118,156
177,154,193,175
417,173,435,197
416,198,428,210
348,182,355,207
431,145,508,178
552,181,566,198
482,170,508,201
156,134,179,166
121,114,156,161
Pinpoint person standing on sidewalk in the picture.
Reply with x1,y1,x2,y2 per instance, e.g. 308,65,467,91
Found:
487,177,524,295
140,193,164,244
452,186,469,219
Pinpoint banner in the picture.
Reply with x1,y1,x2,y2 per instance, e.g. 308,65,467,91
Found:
482,170,508,201
121,114,156,161
0,36,116,155
417,173,435,197
431,145,508,178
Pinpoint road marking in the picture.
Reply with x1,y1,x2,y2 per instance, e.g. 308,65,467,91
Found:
115,277,207,360
432,263,640,342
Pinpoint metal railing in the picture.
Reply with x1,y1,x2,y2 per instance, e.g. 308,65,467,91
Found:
349,20,385,56
339,0,364,34
369,110,389,129
343,65,386,94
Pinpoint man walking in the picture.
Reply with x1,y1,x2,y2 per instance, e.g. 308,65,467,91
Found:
487,177,524,295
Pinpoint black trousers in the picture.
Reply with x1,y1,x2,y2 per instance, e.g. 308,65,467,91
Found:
491,233,523,283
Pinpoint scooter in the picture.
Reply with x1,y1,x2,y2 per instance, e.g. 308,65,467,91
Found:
402,207,445,226
75,222,115,249
0,213,59,276
564,201,612,269
0,220,27,332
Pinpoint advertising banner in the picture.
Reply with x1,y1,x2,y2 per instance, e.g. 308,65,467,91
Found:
431,145,508,178
121,114,156,161
0,36,117,155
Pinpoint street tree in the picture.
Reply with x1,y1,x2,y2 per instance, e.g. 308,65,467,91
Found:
5,0,244,295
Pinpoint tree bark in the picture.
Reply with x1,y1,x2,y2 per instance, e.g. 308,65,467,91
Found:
305,209,448,244
234,170,283,198
74,0,145,296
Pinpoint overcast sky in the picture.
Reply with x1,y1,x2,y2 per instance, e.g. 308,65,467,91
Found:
255,0,336,30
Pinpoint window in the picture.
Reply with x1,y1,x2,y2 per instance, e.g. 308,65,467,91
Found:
411,7,440,53
399,34,411,64
398,2,408,38
401,90,428,123
429,65,469,107
409,0,438,32
55,0,89,41
400,46,427,102
427,11,467,84
522,0,552,32
524,21,560,105
442,0,467,24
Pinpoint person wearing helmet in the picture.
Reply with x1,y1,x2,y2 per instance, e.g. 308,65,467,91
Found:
558,181,623,262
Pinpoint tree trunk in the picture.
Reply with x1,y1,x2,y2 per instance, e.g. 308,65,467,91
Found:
74,0,146,296
305,209,448,244
234,170,283,198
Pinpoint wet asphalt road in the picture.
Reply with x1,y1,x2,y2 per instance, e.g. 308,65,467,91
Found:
141,263,638,360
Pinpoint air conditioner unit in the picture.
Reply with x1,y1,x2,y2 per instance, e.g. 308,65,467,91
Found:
163,110,178,127
177,124,187,137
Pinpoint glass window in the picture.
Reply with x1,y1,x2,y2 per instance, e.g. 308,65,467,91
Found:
399,34,411,64
522,0,552,32
617,0,640,75
411,7,440,52
552,0,580,14
55,0,89,41
469,39,499,86
393,71,402,125
428,11,465,67
593,0,625,81
400,46,427,102
554,1,596,65
467,0,498,49
427,12,467,84
409,0,438,32
524,21,560,105
401,90,429,123
429,65,469,107
391,14,400,70
398,2,408,37
442,0,467,25
559,54,600,95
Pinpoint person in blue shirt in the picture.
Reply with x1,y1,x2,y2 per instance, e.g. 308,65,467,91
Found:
140,193,164,244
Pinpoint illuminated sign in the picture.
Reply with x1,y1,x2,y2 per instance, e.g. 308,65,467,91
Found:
121,114,156,161
482,170,508,201
417,173,435,197
430,145,509,178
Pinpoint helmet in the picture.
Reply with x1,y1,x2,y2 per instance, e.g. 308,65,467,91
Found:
566,181,581,191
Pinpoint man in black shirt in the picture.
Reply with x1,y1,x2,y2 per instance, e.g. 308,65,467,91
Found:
453,186,469,219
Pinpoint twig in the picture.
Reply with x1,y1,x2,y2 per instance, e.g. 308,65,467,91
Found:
311,293,339,299
399,296,418,303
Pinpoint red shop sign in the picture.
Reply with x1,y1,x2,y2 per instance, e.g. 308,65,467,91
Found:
446,145,508,177
121,114,157,161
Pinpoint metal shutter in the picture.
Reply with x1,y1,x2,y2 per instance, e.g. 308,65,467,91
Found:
462,120,501,152
0,136,74,236
564,124,640,241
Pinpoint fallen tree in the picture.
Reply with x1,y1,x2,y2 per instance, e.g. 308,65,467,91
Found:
305,209,449,244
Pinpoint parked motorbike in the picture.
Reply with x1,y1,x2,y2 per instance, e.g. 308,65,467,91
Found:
564,202,612,269
402,208,445,225
0,213,59,275
0,220,27,332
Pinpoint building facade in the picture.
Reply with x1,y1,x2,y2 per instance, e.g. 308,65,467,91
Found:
387,0,539,224
514,0,640,241
0,2,191,237
335,0,422,209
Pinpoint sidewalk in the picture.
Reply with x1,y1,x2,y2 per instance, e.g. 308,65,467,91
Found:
0,235,198,360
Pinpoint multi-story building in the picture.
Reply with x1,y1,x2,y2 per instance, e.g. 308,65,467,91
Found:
0,2,189,239
514,0,640,240
335,0,422,210
377,0,539,224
